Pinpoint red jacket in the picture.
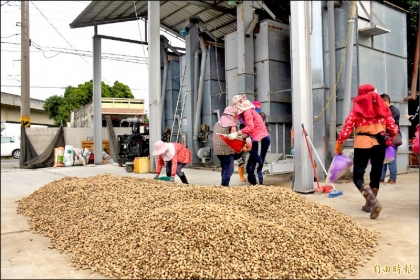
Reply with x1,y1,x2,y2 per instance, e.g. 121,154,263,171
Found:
156,143,192,176
338,110,399,148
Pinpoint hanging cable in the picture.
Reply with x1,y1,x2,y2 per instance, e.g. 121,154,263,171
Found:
30,1,111,84
313,16,351,122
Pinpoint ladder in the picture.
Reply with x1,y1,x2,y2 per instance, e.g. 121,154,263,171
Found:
170,63,187,143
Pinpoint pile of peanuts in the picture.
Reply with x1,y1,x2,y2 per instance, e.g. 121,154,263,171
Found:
17,174,378,279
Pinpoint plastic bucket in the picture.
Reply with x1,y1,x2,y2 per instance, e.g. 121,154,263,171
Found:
134,157,150,174
327,154,353,182
216,133,246,153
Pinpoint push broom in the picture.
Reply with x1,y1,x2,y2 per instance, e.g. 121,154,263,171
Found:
301,124,343,198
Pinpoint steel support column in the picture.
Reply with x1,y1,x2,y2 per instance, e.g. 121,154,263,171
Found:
291,1,314,193
148,1,161,171
93,26,102,165
236,1,254,100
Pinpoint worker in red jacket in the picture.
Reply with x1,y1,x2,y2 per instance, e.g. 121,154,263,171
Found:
152,141,192,184
335,84,398,219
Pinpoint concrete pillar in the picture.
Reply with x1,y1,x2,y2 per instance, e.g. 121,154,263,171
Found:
148,1,161,171
20,1,30,169
236,1,254,100
291,1,314,193
93,26,102,165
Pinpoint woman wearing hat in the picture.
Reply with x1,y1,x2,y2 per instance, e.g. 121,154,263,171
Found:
229,95,271,185
212,106,239,187
152,140,192,184
335,84,398,219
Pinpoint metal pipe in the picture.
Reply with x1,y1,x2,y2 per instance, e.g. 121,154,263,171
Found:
327,0,337,158
213,109,220,121
290,1,313,193
148,1,161,171
160,45,169,128
245,12,259,38
193,35,207,156
194,49,201,110
342,1,357,119
93,32,102,165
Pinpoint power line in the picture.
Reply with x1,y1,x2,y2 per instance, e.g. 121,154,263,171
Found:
1,33,20,38
30,1,113,84
1,84,149,90
1,41,149,64
30,1,90,66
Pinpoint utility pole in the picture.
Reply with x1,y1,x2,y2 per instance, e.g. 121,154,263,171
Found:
19,1,30,168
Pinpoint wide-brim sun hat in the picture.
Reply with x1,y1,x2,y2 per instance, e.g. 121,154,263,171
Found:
152,140,169,156
219,106,237,127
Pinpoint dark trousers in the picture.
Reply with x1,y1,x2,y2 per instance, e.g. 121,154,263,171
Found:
247,135,271,185
353,145,386,189
165,161,187,177
217,154,235,186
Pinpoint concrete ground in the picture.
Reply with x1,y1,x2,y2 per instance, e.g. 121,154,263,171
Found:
1,163,419,279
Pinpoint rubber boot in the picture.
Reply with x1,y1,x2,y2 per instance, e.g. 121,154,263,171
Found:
362,187,379,213
359,183,382,219
238,165,246,182
166,173,171,178
179,173,189,184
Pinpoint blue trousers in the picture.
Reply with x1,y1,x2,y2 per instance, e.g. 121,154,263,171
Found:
246,135,271,185
381,146,398,181
217,154,234,186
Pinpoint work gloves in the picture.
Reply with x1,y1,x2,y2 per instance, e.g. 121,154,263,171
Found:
153,174,159,180
170,176,175,182
227,132,238,140
245,137,252,145
335,142,343,155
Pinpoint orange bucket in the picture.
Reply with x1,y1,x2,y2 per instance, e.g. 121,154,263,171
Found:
216,133,246,153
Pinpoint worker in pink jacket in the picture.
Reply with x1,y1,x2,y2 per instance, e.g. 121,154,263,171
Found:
152,141,192,184
229,95,270,185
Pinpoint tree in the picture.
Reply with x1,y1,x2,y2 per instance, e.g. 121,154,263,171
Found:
406,0,419,92
43,80,135,126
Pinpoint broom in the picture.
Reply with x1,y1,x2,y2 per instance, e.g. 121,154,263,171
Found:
301,124,323,194
301,124,343,197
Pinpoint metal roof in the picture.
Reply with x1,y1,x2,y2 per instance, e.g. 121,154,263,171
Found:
70,1,291,40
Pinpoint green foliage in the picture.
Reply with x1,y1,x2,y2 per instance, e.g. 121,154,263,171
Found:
143,114,149,124
406,0,419,89
43,80,135,126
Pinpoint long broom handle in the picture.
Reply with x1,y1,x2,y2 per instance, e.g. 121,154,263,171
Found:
302,123,336,189
303,128,321,188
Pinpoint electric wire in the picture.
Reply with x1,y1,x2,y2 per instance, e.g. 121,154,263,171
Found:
312,14,351,122
30,1,90,66
1,33,20,38
1,41,149,64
